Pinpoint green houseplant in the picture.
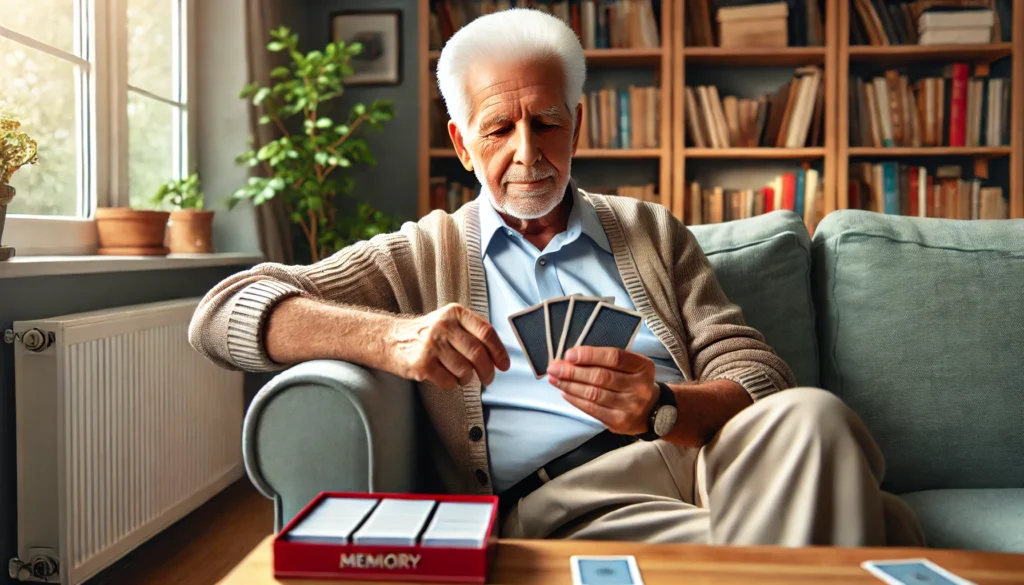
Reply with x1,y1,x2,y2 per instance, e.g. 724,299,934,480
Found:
0,113,39,260
154,172,215,254
232,26,401,263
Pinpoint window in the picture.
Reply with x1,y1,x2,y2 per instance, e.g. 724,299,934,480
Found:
0,0,192,254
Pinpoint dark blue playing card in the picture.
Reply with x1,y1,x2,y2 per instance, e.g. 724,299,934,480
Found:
509,304,549,378
576,303,643,351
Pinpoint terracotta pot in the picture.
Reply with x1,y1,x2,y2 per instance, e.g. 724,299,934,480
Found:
94,208,170,256
166,210,215,254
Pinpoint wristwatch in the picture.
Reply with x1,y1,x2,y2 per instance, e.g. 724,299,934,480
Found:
635,382,678,441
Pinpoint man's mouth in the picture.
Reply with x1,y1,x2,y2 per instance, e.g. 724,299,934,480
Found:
507,178,550,188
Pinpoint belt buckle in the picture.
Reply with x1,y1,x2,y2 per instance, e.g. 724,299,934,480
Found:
537,466,552,484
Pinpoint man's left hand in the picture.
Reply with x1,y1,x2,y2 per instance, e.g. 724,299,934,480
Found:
546,347,658,435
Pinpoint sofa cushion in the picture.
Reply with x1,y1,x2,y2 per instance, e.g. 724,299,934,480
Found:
689,210,818,387
901,489,1024,553
812,210,1024,494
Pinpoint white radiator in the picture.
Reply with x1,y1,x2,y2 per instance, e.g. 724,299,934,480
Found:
9,298,244,584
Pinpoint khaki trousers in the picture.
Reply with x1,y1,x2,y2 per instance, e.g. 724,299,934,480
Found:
501,388,926,547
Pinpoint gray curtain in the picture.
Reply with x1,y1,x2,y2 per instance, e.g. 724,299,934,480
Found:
244,0,294,265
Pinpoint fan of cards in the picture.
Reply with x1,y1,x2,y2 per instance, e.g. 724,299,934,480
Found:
508,294,644,380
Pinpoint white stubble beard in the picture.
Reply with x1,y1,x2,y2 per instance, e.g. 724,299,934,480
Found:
475,159,571,220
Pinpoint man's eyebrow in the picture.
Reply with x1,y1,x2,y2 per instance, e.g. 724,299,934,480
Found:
479,113,511,130
536,107,568,121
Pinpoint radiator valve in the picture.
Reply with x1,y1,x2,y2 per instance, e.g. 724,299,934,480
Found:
9,554,59,582
3,328,54,353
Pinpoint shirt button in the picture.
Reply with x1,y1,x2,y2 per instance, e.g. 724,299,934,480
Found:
469,426,483,441
539,259,547,266
506,229,514,237
475,469,489,486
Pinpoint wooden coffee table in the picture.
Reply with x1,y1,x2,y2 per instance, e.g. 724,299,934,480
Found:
219,535,1024,584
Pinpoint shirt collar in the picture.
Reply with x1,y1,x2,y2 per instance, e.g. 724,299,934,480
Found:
477,178,612,257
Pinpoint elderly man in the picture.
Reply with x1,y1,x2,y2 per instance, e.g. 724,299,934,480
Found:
191,9,923,546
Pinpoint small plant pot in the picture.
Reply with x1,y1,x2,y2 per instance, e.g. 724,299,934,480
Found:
0,184,15,261
95,208,170,256
166,210,215,254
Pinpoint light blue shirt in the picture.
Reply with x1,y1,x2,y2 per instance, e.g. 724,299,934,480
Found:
479,183,684,493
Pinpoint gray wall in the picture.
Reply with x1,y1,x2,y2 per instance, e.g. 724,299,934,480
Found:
0,265,262,585
304,0,422,221
197,0,262,254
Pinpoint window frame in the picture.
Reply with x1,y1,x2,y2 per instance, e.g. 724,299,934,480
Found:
1,0,196,256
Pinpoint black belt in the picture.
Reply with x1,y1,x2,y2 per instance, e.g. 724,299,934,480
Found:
498,431,637,518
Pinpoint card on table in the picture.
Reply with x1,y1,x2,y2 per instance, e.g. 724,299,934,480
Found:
570,555,645,585
574,302,644,353
287,497,379,545
351,498,437,547
861,559,976,585
508,304,551,379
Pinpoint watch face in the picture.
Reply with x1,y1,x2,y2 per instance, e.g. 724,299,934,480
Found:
653,406,678,437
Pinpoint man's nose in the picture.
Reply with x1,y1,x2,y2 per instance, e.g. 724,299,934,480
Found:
512,125,540,165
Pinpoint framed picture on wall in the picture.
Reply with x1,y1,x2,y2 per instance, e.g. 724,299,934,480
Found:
330,10,402,86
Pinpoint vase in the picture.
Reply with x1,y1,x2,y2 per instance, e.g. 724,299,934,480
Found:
94,208,171,256
166,210,215,254
0,184,14,261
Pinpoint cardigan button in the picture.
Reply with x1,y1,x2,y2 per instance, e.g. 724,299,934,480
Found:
475,469,489,486
469,426,483,441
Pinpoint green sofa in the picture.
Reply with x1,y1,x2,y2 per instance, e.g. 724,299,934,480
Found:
241,209,1024,551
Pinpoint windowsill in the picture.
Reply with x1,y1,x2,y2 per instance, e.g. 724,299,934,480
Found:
0,252,264,279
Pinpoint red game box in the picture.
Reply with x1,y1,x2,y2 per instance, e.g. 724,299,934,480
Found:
273,492,500,583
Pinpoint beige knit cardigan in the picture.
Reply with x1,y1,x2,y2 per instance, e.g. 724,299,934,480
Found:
189,189,796,495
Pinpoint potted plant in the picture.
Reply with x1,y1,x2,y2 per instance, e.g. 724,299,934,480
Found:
94,205,171,255
231,26,401,263
0,113,39,261
154,172,214,254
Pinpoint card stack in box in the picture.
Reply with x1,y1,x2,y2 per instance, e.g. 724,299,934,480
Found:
274,492,499,583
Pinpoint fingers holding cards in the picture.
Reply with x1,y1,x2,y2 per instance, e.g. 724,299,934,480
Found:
510,295,642,381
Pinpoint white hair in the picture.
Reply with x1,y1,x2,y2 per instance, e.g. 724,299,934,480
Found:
436,9,586,133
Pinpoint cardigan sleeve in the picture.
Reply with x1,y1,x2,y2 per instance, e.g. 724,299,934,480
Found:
672,224,797,400
188,233,412,372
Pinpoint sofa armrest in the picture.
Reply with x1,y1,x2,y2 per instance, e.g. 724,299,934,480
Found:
242,360,417,530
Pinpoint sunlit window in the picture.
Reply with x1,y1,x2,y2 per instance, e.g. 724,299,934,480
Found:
0,0,189,221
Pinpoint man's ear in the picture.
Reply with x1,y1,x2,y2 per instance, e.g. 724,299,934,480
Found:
571,102,583,155
448,120,474,171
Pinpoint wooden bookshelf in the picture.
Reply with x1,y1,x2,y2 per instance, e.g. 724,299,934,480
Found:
428,48,664,66
848,147,1013,158
684,148,826,159
429,148,664,159
848,43,1013,64
419,0,673,216
419,0,1022,222
673,0,838,221
683,47,826,66
836,0,1023,219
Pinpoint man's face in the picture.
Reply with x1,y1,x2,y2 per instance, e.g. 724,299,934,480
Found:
449,58,581,219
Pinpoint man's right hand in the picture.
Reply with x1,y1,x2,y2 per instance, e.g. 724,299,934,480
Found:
388,303,510,389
